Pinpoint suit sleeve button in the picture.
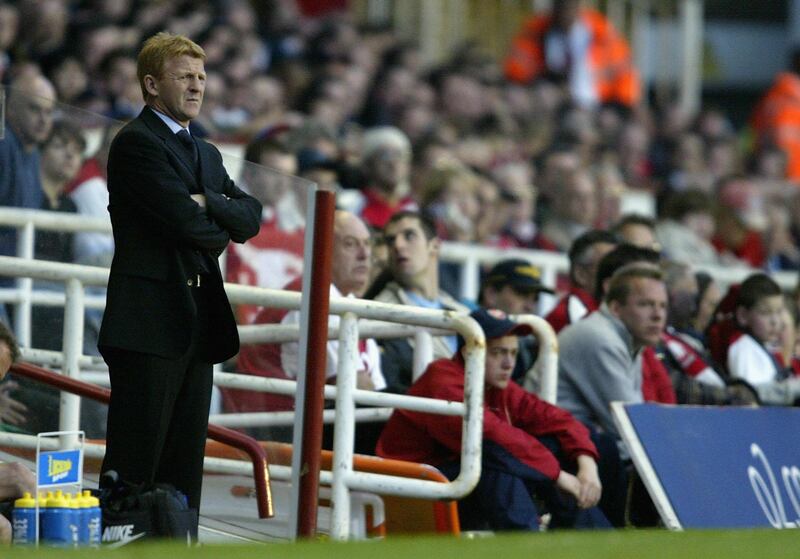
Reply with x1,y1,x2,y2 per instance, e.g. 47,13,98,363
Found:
187,278,194,286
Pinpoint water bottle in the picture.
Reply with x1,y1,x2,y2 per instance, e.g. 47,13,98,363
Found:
65,493,80,546
11,492,37,545
82,490,102,547
41,490,72,547
75,491,89,545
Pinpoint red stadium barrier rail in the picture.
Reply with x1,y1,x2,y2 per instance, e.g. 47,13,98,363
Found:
9,362,274,519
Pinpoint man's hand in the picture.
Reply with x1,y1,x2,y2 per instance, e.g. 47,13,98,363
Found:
0,462,35,501
556,470,582,503
356,370,376,391
575,454,603,509
0,382,27,426
726,381,759,406
0,515,10,545
190,194,206,208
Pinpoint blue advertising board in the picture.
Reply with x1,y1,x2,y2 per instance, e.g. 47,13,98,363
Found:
37,449,82,487
612,403,800,530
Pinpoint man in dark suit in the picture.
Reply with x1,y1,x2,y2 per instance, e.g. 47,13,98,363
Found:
98,32,261,522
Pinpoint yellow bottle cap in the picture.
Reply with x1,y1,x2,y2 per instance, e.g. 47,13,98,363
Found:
82,489,100,507
14,492,35,508
47,490,67,508
65,494,79,509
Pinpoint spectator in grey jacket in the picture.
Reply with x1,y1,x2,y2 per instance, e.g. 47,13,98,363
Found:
557,265,667,457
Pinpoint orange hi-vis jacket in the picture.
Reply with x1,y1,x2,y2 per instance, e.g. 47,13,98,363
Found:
504,8,640,107
751,72,800,182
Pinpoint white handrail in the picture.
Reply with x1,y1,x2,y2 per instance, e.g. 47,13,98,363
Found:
512,314,559,404
0,207,112,232
0,206,796,328
437,239,797,300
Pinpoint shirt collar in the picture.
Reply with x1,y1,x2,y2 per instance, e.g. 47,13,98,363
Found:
151,107,189,135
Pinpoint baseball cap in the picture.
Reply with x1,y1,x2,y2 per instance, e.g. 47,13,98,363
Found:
484,259,555,294
470,308,533,340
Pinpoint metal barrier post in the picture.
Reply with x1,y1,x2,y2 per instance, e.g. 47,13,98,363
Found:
14,221,35,347
330,312,359,540
412,330,433,382
59,278,84,447
513,314,559,404
459,255,480,302
295,190,336,538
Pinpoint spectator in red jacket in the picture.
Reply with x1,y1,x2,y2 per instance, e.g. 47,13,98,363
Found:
377,308,616,531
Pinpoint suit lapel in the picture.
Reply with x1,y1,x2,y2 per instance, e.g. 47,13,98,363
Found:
139,107,200,189
196,139,210,191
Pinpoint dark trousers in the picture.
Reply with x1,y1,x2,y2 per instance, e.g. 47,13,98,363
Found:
101,284,212,514
589,429,628,528
441,439,611,532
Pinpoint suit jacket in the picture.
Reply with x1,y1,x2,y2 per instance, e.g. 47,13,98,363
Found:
98,107,261,363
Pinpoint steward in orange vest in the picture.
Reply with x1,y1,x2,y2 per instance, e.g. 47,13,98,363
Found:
504,0,640,108
751,52,800,182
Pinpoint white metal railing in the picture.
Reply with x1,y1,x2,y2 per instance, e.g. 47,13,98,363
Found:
437,240,798,302
1,207,796,345
0,255,490,541
0,207,111,347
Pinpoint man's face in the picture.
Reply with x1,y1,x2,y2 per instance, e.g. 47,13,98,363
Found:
146,55,206,127
331,215,372,296
367,147,409,191
0,5,19,51
484,335,519,390
247,151,297,206
573,241,615,293
563,173,597,226
488,284,539,315
384,217,437,287
667,272,698,328
610,278,668,347
9,80,55,148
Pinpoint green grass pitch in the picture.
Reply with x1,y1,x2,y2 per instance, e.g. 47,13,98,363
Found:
7,529,800,558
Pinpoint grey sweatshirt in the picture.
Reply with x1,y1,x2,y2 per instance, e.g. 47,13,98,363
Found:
557,305,644,456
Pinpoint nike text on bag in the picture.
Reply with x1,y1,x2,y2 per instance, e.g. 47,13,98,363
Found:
99,474,197,545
